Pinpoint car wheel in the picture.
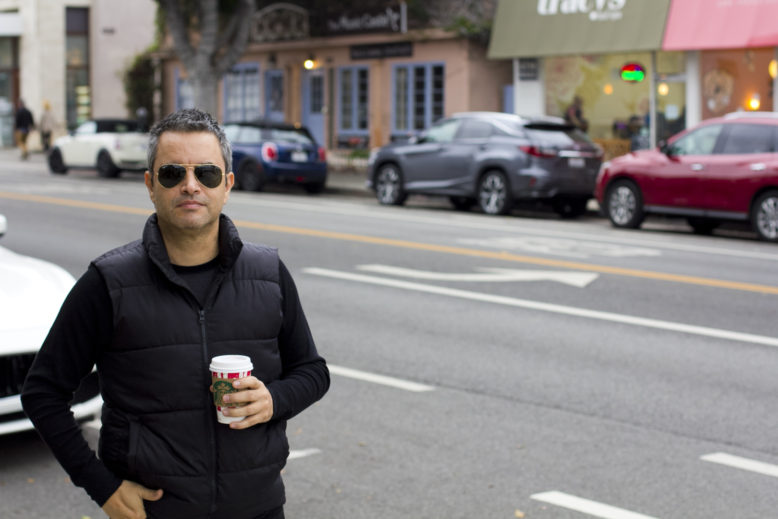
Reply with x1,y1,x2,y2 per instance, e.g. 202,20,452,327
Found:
553,197,589,219
237,159,266,192
605,180,644,229
751,190,778,242
687,217,719,235
478,170,512,215
374,163,407,206
96,150,120,178
48,148,68,174
449,196,475,211
304,181,326,194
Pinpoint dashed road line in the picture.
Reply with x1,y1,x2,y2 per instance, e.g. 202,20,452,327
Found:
328,363,435,392
701,452,778,478
531,491,659,519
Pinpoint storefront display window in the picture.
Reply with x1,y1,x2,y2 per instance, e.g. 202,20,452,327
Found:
223,63,260,122
544,51,685,156
66,7,90,128
337,66,369,147
392,63,444,140
700,48,773,119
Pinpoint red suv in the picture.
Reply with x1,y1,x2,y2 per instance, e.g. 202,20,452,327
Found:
594,112,778,242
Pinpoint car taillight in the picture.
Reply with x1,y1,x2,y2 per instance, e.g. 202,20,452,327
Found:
317,146,326,162
261,142,278,162
520,145,558,158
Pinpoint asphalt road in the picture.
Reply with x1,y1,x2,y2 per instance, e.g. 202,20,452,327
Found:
1,156,777,518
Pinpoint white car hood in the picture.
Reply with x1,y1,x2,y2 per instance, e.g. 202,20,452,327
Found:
0,246,75,355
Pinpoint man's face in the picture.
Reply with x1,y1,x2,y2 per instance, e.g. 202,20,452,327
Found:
144,131,234,234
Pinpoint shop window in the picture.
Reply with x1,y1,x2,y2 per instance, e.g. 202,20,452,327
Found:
175,69,194,110
392,63,445,140
337,66,369,147
224,63,260,122
66,7,90,128
265,70,284,122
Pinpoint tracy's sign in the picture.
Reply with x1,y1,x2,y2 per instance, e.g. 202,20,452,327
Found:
537,0,626,20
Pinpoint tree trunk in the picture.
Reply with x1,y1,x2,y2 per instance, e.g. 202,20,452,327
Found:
192,75,220,118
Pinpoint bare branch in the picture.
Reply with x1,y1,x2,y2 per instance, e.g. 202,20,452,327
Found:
158,0,195,68
213,0,255,77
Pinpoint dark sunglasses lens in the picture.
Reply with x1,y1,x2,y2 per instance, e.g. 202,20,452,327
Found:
157,164,186,188
194,165,223,188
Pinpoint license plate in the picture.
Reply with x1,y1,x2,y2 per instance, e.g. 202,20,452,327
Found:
568,157,585,168
291,151,308,162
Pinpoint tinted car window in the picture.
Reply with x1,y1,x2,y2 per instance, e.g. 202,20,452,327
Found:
719,123,774,154
424,119,460,143
239,126,263,143
524,125,594,147
75,121,96,135
456,119,493,139
668,124,723,155
96,120,138,133
269,128,314,145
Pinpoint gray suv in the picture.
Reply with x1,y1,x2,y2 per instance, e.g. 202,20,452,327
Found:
367,111,603,217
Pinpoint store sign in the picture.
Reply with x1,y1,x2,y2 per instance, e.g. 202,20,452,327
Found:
351,41,413,60
537,0,626,21
519,58,540,80
621,62,645,82
326,5,405,35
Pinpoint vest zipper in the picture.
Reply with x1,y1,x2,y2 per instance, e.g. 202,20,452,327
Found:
200,308,218,515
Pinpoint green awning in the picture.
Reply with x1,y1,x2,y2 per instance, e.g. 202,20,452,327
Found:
488,0,671,59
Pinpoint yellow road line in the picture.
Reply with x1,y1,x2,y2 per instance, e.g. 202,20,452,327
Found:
3,190,777,295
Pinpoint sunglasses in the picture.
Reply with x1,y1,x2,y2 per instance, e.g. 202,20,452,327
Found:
156,163,224,189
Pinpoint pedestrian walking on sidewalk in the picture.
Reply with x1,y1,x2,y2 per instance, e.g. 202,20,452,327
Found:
39,100,56,152
14,99,34,159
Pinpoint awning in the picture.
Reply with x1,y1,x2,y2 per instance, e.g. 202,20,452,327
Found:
0,13,22,37
663,0,778,50
488,0,671,59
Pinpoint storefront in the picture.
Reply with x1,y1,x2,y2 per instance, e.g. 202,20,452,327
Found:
488,0,676,159
162,2,512,151
490,0,778,160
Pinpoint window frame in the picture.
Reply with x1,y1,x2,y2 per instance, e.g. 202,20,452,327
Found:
391,62,445,139
337,65,370,137
222,62,261,123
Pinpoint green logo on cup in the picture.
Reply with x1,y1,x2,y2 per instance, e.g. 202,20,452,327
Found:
213,379,235,407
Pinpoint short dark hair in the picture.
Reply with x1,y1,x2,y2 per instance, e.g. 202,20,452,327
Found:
147,108,232,181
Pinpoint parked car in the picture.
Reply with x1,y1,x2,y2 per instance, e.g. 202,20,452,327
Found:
595,112,778,242
47,118,148,178
225,120,327,194
0,215,102,435
366,111,603,217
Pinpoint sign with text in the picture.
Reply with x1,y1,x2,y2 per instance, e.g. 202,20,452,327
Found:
350,41,413,60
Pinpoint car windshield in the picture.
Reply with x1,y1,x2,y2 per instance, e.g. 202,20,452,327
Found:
523,124,594,147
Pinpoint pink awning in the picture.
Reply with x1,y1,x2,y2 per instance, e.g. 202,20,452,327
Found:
663,0,778,50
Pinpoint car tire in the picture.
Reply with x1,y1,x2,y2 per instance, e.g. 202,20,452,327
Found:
96,150,120,178
477,170,512,215
237,159,266,192
374,163,407,206
553,197,589,219
304,181,326,194
449,196,476,211
751,190,778,242
605,179,644,229
48,148,68,174
687,217,719,235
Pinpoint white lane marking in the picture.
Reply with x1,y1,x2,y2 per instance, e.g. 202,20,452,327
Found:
701,452,778,478
234,196,778,261
304,268,778,348
328,364,435,392
288,448,321,460
357,264,599,287
531,491,659,519
458,236,661,259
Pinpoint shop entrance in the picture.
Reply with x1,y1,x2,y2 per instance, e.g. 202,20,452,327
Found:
302,69,324,145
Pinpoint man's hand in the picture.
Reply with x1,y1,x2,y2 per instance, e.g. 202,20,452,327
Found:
221,376,274,429
102,480,163,519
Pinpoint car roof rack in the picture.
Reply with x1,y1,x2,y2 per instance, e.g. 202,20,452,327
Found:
723,111,778,119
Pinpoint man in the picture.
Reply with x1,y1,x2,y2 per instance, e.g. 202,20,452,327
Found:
14,99,35,159
564,95,588,132
22,108,330,519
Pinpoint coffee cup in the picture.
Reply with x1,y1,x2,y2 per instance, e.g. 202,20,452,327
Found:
210,355,253,424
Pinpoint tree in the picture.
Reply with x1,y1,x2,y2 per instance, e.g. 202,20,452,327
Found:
157,0,255,117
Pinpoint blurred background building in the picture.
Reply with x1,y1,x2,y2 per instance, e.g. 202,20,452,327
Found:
0,0,155,147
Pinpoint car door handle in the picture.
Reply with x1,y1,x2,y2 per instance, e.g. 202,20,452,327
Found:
750,163,766,171
690,163,705,171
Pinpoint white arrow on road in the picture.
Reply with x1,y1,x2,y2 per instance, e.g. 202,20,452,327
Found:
356,264,599,288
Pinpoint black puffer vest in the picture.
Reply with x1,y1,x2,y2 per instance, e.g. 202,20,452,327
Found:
93,215,287,519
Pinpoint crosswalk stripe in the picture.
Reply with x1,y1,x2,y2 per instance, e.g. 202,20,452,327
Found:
701,452,778,478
